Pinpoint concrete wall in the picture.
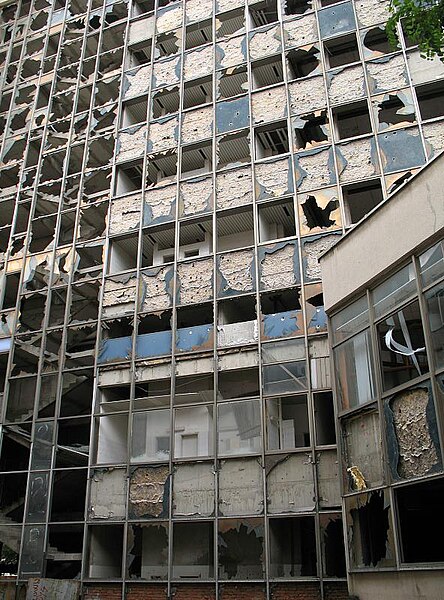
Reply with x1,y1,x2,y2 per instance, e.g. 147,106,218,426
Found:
349,570,444,600
321,153,444,311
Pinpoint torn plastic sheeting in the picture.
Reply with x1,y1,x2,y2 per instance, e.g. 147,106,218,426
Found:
176,324,214,353
262,310,303,340
136,330,172,359
318,1,356,39
98,335,132,363
216,96,250,134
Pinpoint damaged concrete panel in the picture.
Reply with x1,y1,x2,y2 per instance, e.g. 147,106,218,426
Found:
218,319,258,347
179,176,213,217
378,128,426,174
176,323,214,353
251,86,287,125
249,25,281,61
267,454,315,513
218,249,255,296
183,46,213,80
141,266,174,312
153,56,181,89
216,166,253,209
128,15,155,44
173,463,214,517
129,465,169,519
302,233,341,281
367,55,408,94
295,147,336,192
216,36,247,69
355,0,390,28
385,385,441,480
261,310,303,339
344,411,383,491
255,157,293,199
109,195,141,236
283,14,318,49
181,106,213,144
336,138,379,183
259,242,300,291
219,458,263,516
423,121,444,157
147,115,179,153
406,50,444,85
175,355,213,377
186,0,213,23
298,187,341,236
144,184,176,224
98,335,133,363
156,5,183,34
116,124,147,163
216,96,250,134
102,274,139,318
318,1,356,39
317,451,341,508
98,367,132,386
177,258,213,305
89,468,126,519
217,0,244,12
123,65,152,99
288,76,326,115
136,330,173,358
327,65,366,106
218,349,259,372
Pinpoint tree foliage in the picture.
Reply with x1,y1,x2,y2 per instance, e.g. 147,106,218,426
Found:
386,0,444,59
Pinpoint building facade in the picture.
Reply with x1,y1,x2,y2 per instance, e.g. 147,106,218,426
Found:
0,0,443,596
320,154,444,600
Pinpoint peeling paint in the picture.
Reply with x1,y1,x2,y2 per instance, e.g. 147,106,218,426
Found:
184,45,213,80
218,249,255,296
259,242,299,290
385,385,441,480
423,121,444,157
153,56,181,89
176,323,214,352
144,183,176,224
216,36,247,69
217,320,258,347
336,138,379,183
367,55,408,94
90,468,126,519
129,465,169,518
180,176,213,216
262,310,303,339
216,0,244,12
177,258,213,305
251,86,287,124
181,106,213,143
355,0,390,28
283,14,318,49
102,274,139,316
219,458,263,516
147,115,179,153
123,65,151,99
173,463,214,516
116,124,147,162
141,266,174,312
255,157,293,199
249,25,281,61
186,0,213,23
267,454,315,513
295,147,336,192
288,76,326,115
156,4,183,34
328,65,366,106
303,233,341,281
216,166,253,209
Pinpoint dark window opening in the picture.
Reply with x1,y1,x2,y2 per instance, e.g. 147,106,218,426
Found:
251,56,283,90
294,112,329,150
377,94,416,129
349,490,390,567
255,121,289,159
342,180,383,225
416,81,444,121
287,47,319,80
301,195,339,229
324,33,359,69
249,0,278,27
284,0,312,15
363,27,392,55
334,101,372,140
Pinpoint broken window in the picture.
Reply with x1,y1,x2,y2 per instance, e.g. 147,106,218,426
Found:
217,207,254,251
425,282,444,369
249,0,278,27
0,425,31,471
258,198,296,242
269,517,317,577
183,76,212,109
255,121,289,159
415,81,444,120
108,235,138,274
146,151,178,187
131,409,170,462
173,462,214,516
251,55,283,90
156,30,181,57
419,240,444,288
152,85,180,118
181,141,212,178
56,417,90,468
284,0,312,15
216,8,245,39
362,27,392,57
263,359,307,395
46,524,83,579
218,518,264,579
174,405,214,458
343,410,383,491
50,468,87,520
294,111,329,150
88,525,124,578
174,373,213,405
286,47,319,80
185,19,212,50
319,514,346,577
218,399,261,455
324,33,359,69
172,522,214,579
346,490,395,568
266,394,310,450
376,91,416,130
178,217,212,259
95,413,128,464
115,160,144,195
342,179,383,225
314,392,336,445
142,223,175,267
217,130,251,169
121,96,148,127
333,101,372,140
131,0,154,18
127,523,168,579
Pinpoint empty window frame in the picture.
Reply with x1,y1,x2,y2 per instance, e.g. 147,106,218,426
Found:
283,0,312,15
342,179,383,225
269,517,317,577
183,76,212,109
324,33,359,69
266,394,310,450
258,198,296,242
217,207,254,251
416,81,444,121
217,130,251,169
294,111,329,150
286,47,319,80
121,96,148,127
376,92,416,129
333,101,372,140
156,31,181,58
362,27,392,56
216,8,245,39
181,142,212,178
185,19,212,50
251,56,283,90
255,121,289,159
115,161,144,195
249,0,278,28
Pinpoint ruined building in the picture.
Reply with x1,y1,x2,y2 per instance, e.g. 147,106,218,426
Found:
0,0,443,596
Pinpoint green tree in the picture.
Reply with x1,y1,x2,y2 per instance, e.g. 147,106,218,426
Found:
386,0,444,59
